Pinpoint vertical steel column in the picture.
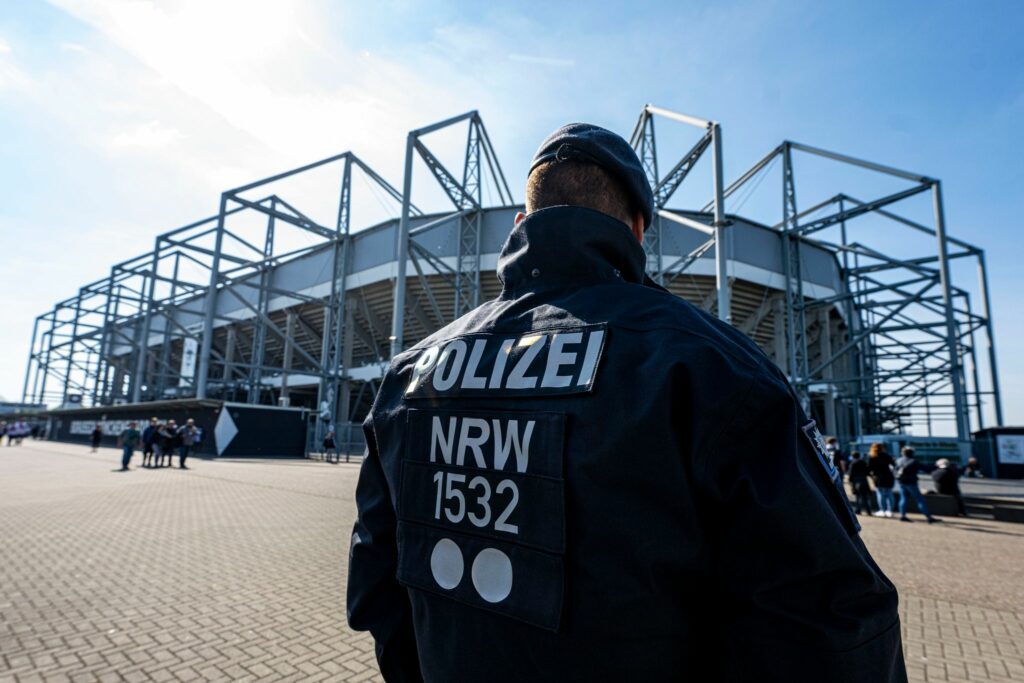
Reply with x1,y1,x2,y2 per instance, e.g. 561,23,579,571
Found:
223,325,237,385
339,301,355,445
924,388,933,437
779,143,805,395
711,123,730,323
838,198,859,439
131,241,161,403
931,182,970,444
196,195,228,399
391,135,415,358
963,293,984,431
98,284,123,403
21,316,40,404
279,310,296,406
248,198,277,404
93,275,117,405
638,113,662,282
317,157,352,445
35,320,54,405
771,297,786,369
976,252,1003,425
155,252,180,398
62,294,83,406
456,119,483,316
819,308,837,435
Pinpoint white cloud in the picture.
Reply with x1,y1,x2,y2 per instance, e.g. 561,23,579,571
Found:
110,120,185,149
59,42,90,53
0,37,11,53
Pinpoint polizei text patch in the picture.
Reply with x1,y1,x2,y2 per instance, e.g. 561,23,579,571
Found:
403,324,607,399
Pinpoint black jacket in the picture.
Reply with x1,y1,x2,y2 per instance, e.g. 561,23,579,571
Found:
931,466,960,495
848,458,870,481
347,206,905,682
869,453,896,488
895,456,920,486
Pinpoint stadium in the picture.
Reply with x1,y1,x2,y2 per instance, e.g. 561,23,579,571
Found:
20,105,1004,458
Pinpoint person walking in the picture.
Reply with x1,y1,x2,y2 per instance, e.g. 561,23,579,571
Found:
896,447,939,523
826,436,846,476
141,417,159,468
963,457,985,478
157,420,177,467
868,442,897,518
848,451,874,515
118,421,141,471
323,429,338,464
347,123,905,681
931,458,967,517
176,418,198,469
90,423,103,452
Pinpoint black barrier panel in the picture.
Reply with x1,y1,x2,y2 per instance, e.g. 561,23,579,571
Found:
218,404,307,458
47,400,308,458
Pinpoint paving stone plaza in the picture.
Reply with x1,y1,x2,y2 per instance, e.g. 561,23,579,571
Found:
2,441,1021,682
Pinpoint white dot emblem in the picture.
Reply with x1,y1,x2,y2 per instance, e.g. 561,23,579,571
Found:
471,548,513,603
430,538,464,590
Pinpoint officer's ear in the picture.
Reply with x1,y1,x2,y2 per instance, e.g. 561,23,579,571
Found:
630,211,644,243
514,211,527,226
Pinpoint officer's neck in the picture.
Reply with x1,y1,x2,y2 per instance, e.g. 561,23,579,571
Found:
496,206,647,296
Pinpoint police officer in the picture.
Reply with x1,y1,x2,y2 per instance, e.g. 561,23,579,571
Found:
347,123,906,681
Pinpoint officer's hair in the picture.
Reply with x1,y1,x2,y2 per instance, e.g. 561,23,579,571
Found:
901,446,915,458
525,161,636,226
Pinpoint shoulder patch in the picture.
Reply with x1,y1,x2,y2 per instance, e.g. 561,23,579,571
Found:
801,419,860,533
802,420,837,481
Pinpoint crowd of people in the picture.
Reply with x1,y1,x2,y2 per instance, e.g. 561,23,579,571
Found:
1,420,43,445
94,417,202,472
830,438,985,522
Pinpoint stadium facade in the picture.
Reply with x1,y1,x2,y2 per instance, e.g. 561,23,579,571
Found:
20,106,1004,450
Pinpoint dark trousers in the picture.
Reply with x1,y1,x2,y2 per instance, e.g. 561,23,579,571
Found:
952,491,967,516
899,483,933,519
121,446,134,470
179,445,191,468
851,478,873,514
142,444,155,466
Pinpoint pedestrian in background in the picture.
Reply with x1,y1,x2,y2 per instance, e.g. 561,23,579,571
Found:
157,420,177,467
90,424,103,452
847,451,873,515
176,418,198,469
141,417,159,468
931,458,967,517
118,421,141,471
895,447,939,523
964,457,985,478
323,429,338,464
826,436,846,476
868,442,896,518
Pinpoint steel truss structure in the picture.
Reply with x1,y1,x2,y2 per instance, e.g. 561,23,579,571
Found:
22,106,1003,449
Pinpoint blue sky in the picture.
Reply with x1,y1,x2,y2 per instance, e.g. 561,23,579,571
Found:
1,0,1021,428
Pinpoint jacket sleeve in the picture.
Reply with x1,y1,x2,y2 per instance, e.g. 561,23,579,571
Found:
696,373,907,682
347,416,422,683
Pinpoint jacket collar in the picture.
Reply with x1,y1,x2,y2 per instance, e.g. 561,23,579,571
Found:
496,206,652,296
